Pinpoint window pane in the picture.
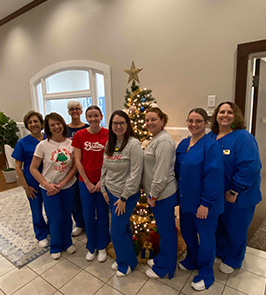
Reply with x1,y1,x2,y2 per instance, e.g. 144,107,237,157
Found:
46,70,90,94
96,73,106,127
37,83,44,116
46,97,92,125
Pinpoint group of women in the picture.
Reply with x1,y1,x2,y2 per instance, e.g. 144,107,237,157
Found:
12,100,261,292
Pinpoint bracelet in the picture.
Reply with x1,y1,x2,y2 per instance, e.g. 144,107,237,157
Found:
230,190,238,196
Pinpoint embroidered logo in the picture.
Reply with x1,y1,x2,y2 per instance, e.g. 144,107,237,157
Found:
223,149,230,155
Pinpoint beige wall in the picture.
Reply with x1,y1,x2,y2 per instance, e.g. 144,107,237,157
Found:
1,0,266,126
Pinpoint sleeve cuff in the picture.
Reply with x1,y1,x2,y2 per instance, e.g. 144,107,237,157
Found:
200,200,211,208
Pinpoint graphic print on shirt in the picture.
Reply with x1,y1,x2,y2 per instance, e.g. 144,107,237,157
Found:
84,141,105,152
106,153,122,161
50,148,72,172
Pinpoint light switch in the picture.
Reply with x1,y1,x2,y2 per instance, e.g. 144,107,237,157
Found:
208,95,216,108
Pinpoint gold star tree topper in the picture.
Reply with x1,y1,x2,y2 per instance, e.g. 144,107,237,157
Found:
124,61,143,84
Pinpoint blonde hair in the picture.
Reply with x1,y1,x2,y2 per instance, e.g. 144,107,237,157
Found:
67,100,82,110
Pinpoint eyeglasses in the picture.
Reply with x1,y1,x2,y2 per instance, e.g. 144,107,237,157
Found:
69,107,81,112
186,119,204,124
112,121,127,127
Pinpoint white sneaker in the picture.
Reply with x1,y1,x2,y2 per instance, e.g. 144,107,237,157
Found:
111,261,118,270
66,245,76,254
146,268,160,279
147,259,154,268
98,249,107,262
116,266,131,277
219,262,234,274
38,238,49,248
191,279,205,291
86,250,96,261
51,252,61,260
178,262,188,271
72,227,83,236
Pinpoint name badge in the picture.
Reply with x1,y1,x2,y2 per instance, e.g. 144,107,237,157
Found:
223,149,230,155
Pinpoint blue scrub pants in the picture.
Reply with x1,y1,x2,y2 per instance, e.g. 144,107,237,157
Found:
41,185,75,253
216,203,255,269
72,179,85,228
28,187,49,241
108,189,140,274
151,192,178,279
79,181,110,253
180,212,218,289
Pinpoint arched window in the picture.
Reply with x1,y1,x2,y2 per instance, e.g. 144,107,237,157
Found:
30,60,112,126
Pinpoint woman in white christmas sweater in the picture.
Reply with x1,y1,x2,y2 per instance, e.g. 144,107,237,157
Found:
30,113,77,260
101,110,143,277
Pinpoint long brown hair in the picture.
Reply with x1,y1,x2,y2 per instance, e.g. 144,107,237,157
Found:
105,110,136,156
211,101,245,134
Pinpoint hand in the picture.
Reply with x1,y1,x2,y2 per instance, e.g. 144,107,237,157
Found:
102,191,109,205
147,197,156,207
44,183,60,196
54,181,65,191
85,181,95,193
225,190,237,203
114,199,126,216
24,186,38,199
92,181,101,193
196,205,209,219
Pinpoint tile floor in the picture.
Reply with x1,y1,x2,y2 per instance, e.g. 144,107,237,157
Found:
0,232,266,295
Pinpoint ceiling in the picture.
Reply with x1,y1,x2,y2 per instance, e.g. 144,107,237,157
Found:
0,0,35,21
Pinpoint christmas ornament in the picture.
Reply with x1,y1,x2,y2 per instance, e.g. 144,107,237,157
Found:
124,61,143,84
140,107,145,112
141,97,146,102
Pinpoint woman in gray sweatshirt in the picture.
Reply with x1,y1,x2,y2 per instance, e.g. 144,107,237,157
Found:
101,110,143,277
142,107,178,279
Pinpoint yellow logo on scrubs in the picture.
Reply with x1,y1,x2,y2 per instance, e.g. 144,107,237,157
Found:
223,150,230,155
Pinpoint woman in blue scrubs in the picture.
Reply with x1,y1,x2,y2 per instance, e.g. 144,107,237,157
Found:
175,108,224,291
209,102,262,274
12,111,49,248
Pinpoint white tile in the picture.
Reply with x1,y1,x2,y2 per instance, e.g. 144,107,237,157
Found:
135,263,150,274
85,258,116,282
60,270,103,295
74,233,87,244
138,279,179,295
94,284,123,295
27,251,60,275
213,258,229,284
182,272,224,295
0,257,15,277
227,269,266,295
107,269,148,295
223,286,247,295
246,246,266,259
242,253,266,277
65,244,92,269
41,259,81,289
12,276,56,295
0,267,37,295
158,268,192,292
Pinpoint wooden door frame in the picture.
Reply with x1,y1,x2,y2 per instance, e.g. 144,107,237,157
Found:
235,39,266,114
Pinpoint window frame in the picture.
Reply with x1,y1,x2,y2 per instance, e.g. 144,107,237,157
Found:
29,60,112,122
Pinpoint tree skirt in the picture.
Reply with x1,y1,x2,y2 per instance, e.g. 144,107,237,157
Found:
0,187,49,268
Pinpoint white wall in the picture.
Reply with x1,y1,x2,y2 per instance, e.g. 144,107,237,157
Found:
1,0,266,127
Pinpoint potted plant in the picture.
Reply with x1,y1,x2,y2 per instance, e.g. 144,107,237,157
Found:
0,112,19,183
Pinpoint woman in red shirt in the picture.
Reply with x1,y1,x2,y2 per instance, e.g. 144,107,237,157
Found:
72,106,110,262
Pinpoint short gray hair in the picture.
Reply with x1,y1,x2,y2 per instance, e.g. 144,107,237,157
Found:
67,100,82,110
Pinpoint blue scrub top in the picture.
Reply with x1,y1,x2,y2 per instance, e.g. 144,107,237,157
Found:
175,134,224,216
12,134,46,190
208,129,262,208
67,124,89,140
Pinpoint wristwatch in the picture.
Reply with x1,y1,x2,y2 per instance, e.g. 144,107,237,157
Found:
230,190,238,196
120,197,127,202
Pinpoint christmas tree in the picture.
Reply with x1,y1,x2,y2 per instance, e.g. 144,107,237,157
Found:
123,61,158,257
123,61,157,143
